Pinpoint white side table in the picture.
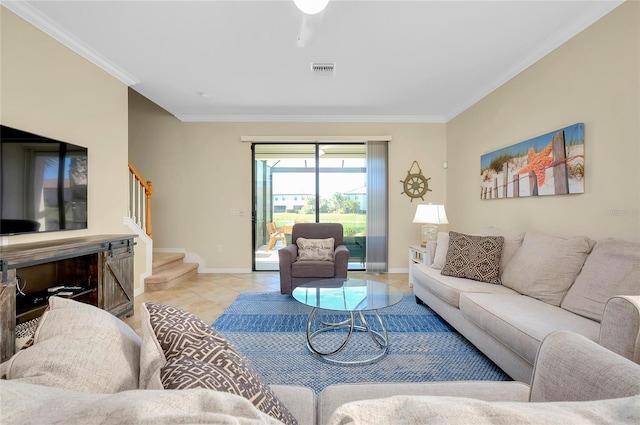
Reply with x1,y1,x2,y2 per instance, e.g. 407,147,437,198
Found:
408,245,428,287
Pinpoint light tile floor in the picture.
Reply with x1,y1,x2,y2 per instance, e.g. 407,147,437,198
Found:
123,272,410,335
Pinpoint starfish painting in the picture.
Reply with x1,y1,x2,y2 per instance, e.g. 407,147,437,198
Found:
517,142,554,186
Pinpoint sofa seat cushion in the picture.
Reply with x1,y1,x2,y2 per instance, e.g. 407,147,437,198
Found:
292,260,335,278
319,381,529,425
413,264,519,308
561,238,640,322
459,293,600,364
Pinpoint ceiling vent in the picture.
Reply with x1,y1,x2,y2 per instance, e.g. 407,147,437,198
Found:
311,62,336,76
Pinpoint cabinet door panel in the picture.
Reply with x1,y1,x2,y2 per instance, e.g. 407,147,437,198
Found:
0,235,135,362
0,273,17,361
102,245,134,318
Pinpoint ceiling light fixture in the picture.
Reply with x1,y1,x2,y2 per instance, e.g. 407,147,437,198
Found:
294,0,329,15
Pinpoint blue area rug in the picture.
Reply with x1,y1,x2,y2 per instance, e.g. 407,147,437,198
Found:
213,291,510,393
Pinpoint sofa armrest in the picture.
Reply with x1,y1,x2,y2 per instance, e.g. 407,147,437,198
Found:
529,330,640,402
279,244,298,265
278,245,298,294
599,296,640,364
334,245,349,279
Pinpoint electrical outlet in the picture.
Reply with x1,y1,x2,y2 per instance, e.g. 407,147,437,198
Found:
217,245,222,252
239,208,245,216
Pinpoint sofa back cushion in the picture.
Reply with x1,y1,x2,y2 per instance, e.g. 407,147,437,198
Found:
475,227,525,276
1,380,284,425
2,296,141,393
561,239,640,322
292,222,344,246
327,394,640,425
432,228,524,274
430,232,450,270
501,232,595,306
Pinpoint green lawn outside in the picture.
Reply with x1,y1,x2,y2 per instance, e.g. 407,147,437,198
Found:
273,213,366,236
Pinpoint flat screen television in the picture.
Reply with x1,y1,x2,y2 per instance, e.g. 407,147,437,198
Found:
1,125,88,236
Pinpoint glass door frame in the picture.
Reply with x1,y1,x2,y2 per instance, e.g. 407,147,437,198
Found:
251,142,366,271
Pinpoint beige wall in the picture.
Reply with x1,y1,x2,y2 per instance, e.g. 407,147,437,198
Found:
129,1,640,272
446,1,640,242
10,0,632,280
0,8,139,280
129,90,447,271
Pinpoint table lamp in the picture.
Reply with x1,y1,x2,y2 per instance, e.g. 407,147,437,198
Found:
412,204,448,247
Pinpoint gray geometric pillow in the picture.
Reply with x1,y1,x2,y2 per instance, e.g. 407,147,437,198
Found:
145,302,298,425
441,231,504,284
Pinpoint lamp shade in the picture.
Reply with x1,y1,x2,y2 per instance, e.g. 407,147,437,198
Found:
412,204,448,225
294,0,329,15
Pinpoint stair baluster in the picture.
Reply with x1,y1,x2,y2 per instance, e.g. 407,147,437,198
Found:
128,162,153,239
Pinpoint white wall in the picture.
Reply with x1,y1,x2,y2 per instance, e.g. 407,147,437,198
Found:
129,90,447,272
446,1,640,242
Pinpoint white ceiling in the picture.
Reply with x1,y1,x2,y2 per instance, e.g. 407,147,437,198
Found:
4,1,624,123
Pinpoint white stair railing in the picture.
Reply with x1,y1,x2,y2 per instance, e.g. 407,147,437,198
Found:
128,162,153,238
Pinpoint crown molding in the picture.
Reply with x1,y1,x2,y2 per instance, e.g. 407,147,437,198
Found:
3,0,622,122
176,114,446,123
1,0,139,86
240,135,392,142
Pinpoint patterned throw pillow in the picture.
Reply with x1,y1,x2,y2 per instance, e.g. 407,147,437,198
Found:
296,237,335,261
144,302,298,425
441,231,504,284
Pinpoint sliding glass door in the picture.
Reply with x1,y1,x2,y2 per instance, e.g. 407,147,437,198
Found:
252,143,368,271
318,145,367,268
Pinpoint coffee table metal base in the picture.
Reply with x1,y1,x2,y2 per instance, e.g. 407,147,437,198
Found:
305,308,389,366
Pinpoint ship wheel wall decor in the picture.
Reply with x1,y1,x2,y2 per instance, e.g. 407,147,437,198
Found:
400,161,431,202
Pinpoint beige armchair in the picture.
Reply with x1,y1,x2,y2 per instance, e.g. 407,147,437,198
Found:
278,223,349,295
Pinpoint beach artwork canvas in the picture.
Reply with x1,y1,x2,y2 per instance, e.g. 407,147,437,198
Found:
480,123,584,200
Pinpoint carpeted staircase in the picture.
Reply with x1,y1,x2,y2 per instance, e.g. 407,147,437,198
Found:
145,253,198,291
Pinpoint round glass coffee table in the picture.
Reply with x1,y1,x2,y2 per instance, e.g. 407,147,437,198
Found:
292,278,403,366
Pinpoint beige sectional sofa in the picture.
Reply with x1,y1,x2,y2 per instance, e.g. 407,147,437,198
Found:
412,228,640,383
1,297,640,424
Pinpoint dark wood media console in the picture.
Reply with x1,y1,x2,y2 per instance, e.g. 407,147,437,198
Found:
0,234,135,362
